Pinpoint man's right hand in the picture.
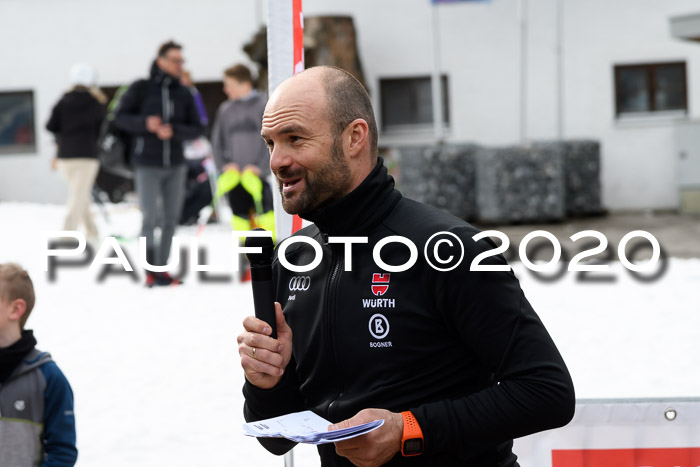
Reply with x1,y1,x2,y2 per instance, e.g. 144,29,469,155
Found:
146,115,162,133
238,302,293,389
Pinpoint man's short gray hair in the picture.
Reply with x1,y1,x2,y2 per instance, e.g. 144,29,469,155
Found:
321,67,378,159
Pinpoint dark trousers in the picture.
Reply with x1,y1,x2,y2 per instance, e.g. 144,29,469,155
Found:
134,165,187,266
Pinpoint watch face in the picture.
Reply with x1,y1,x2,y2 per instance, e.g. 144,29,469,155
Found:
404,438,423,455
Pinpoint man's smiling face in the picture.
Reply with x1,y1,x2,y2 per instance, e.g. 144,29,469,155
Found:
261,71,352,216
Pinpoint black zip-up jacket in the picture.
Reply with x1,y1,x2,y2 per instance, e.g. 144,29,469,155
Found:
113,62,203,168
243,159,575,466
46,88,106,159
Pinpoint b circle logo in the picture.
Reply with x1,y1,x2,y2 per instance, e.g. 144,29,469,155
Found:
289,276,311,291
368,313,390,339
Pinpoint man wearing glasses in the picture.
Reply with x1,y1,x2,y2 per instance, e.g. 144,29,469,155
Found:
114,40,204,287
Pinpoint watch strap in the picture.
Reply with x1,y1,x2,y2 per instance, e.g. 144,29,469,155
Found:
401,411,424,456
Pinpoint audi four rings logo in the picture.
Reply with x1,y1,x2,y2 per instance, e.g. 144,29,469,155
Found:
289,276,311,291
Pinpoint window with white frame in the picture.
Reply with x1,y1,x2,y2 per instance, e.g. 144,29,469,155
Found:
614,62,687,117
380,76,449,131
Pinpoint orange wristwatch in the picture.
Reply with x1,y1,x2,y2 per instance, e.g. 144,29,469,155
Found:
401,411,424,456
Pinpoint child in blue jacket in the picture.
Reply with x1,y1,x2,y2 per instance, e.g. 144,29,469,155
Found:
0,263,77,466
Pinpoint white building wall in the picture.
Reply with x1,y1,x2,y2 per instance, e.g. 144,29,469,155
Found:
2,0,700,210
0,0,263,204
561,0,700,209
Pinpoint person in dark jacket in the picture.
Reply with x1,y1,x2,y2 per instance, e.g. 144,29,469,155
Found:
0,263,77,467
238,66,575,466
113,40,204,287
46,63,106,243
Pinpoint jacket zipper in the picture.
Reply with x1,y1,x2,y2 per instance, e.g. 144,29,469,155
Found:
323,236,344,421
162,79,171,167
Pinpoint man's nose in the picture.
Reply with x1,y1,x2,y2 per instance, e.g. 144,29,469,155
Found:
269,145,291,173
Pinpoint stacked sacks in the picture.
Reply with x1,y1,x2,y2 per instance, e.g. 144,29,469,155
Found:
475,144,566,223
528,140,602,217
562,140,602,217
394,145,478,221
392,140,601,224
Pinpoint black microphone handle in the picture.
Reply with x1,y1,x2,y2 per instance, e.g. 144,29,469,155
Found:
250,269,278,339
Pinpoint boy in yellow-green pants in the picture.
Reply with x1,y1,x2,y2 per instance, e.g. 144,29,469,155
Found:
216,167,275,235
216,167,275,281
210,63,275,254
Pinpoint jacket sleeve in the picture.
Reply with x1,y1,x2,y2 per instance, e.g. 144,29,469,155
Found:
45,100,62,135
210,105,228,172
253,98,270,172
112,81,149,135
243,356,306,455
40,362,78,467
93,101,107,139
412,227,575,457
171,91,205,143
193,91,209,126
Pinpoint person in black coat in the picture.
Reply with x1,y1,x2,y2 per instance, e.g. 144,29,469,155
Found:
113,40,204,287
238,67,575,466
46,63,106,242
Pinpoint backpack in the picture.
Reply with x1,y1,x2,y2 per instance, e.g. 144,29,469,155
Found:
97,80,147,179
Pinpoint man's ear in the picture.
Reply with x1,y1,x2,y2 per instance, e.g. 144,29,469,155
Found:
343,119,369,158
9,299,27,322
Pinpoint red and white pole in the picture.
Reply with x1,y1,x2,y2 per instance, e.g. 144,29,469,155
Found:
268,0,305,241
291,0,305,234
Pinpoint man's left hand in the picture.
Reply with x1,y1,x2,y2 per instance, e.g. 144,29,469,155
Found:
156,124,173,140
329,409,403,467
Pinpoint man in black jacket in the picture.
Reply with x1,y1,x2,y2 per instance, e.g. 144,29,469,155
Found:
114,40,204,286
238,66,575,466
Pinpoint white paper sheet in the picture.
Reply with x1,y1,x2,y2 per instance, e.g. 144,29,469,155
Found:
242,410,384,445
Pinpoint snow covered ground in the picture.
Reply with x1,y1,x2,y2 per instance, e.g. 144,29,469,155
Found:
1,201,699,466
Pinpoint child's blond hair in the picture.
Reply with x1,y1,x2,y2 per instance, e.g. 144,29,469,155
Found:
0,263,35,328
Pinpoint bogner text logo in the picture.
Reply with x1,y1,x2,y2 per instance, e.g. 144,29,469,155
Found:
368,313,392,348
289,276,311,291
371,273,390,296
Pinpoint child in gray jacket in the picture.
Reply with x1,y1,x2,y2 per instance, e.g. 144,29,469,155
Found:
0,263,77,466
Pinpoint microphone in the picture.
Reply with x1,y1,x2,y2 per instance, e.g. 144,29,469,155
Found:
245,229,277,339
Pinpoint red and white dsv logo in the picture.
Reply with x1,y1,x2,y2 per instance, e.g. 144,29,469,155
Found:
371,273,390,296
552,447,700,467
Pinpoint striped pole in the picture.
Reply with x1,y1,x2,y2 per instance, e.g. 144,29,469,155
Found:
268,0,305,242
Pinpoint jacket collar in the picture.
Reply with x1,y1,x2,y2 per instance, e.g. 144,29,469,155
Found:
234,89,261,103
302,157,401,237
150,60,179,87
0,330,38,384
